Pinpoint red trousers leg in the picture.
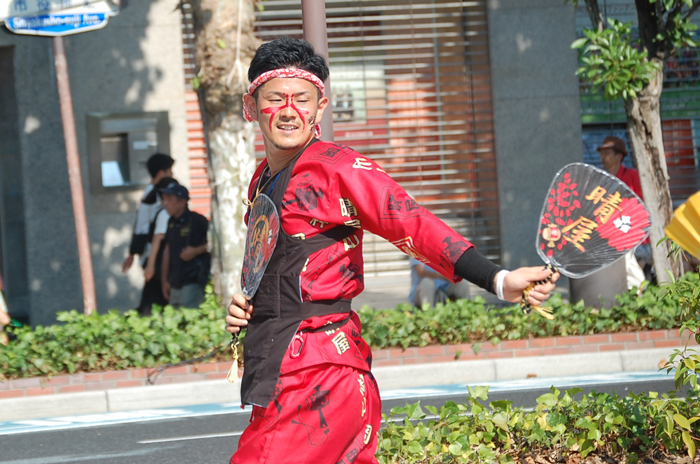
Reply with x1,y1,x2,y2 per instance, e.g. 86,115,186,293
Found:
231,364,381,464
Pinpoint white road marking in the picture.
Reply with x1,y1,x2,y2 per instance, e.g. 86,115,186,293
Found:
0,446,178,464
0,404,250,436
139,431,245,444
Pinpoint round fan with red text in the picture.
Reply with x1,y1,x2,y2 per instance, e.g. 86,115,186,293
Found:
536,163,650,278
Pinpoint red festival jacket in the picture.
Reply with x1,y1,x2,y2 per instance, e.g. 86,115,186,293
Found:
247,141,474,304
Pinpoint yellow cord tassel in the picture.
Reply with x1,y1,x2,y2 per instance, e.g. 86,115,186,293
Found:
520,264,557,320
226,336,240,383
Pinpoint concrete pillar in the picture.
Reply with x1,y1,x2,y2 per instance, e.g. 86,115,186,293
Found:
487,0,583,271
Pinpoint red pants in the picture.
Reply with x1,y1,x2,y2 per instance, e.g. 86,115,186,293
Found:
231,363,381,464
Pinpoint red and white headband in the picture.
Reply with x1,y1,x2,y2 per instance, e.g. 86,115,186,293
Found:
243,68,326,123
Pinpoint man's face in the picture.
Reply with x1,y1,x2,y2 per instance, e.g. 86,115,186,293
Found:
244,76,328,158
162,193,186,217
598,147,623,173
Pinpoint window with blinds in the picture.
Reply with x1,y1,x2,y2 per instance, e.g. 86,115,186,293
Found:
575,1,700,206
255,0,500,276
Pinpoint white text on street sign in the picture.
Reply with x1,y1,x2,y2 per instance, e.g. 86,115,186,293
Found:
4,0,117,36
0,0,111,23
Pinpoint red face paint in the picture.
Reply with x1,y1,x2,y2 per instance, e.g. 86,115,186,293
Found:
260,94,309,131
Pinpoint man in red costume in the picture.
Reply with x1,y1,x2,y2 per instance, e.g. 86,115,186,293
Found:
225,37,559,464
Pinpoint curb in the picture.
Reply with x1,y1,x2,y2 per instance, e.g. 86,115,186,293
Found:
371,347,672,390
0,379,242,422
0,347,678,422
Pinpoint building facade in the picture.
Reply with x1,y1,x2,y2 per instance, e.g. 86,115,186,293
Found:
0,0,198,324
2,0,697,325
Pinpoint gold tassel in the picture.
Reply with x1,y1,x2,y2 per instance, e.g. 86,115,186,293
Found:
226,336,240,383
520,264,557,319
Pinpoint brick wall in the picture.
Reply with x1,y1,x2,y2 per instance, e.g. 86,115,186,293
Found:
1,329,697,400
181,4,211,218
372,329,698,367
0,362,237,400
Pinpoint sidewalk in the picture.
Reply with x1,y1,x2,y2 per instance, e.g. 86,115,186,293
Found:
0,346,678,423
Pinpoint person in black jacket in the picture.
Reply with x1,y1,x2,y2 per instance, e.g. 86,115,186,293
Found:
159,183,210,308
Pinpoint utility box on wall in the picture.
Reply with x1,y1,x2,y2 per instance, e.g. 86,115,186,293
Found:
87,112,170,194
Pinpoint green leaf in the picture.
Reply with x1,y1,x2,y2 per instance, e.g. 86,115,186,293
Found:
579,439,595,458
537,392,559,408
571,37,588,49
216,39,227,49
468,385,490,401
492,413,509,432
407,441,423,455
682,431,696,458
674,413,693,431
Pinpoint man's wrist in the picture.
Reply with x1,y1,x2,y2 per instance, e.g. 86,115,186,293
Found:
495,270,510,301
454,247,502,294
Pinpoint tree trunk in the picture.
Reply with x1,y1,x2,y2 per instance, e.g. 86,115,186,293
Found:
624,69,682,282
190,0,260,302
209,115,256,303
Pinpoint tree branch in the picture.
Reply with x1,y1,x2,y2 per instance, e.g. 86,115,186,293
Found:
583,0,605,32
635,0,663,60
658,0,669,36
683,1,700,22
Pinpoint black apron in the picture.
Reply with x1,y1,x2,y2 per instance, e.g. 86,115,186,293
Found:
242,142,354,406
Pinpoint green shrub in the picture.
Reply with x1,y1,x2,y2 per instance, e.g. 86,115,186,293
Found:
359,273,690,349
1,273,697,381
0,288,229,380
378,386,700,463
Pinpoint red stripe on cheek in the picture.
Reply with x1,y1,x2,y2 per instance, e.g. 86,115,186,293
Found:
290,99,308,130
260,95,309,131
261,102,287,131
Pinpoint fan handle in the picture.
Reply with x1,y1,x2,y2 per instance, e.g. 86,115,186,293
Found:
520,263,558,320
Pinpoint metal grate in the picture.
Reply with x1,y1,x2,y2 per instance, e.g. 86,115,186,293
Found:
254,0,500,277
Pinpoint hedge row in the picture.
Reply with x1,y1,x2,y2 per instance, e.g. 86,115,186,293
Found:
378,386,700,463
0,274,695,380
359,273,687,349
0,289,229,380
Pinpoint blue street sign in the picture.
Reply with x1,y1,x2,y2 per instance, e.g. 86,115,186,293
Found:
0,0,110,23
6,10,108,36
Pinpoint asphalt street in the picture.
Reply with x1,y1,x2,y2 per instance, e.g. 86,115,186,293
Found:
0,372,685,464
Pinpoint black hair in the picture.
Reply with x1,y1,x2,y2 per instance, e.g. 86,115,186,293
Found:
248,37,329,94
146,153,174,178
142,177,179,205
